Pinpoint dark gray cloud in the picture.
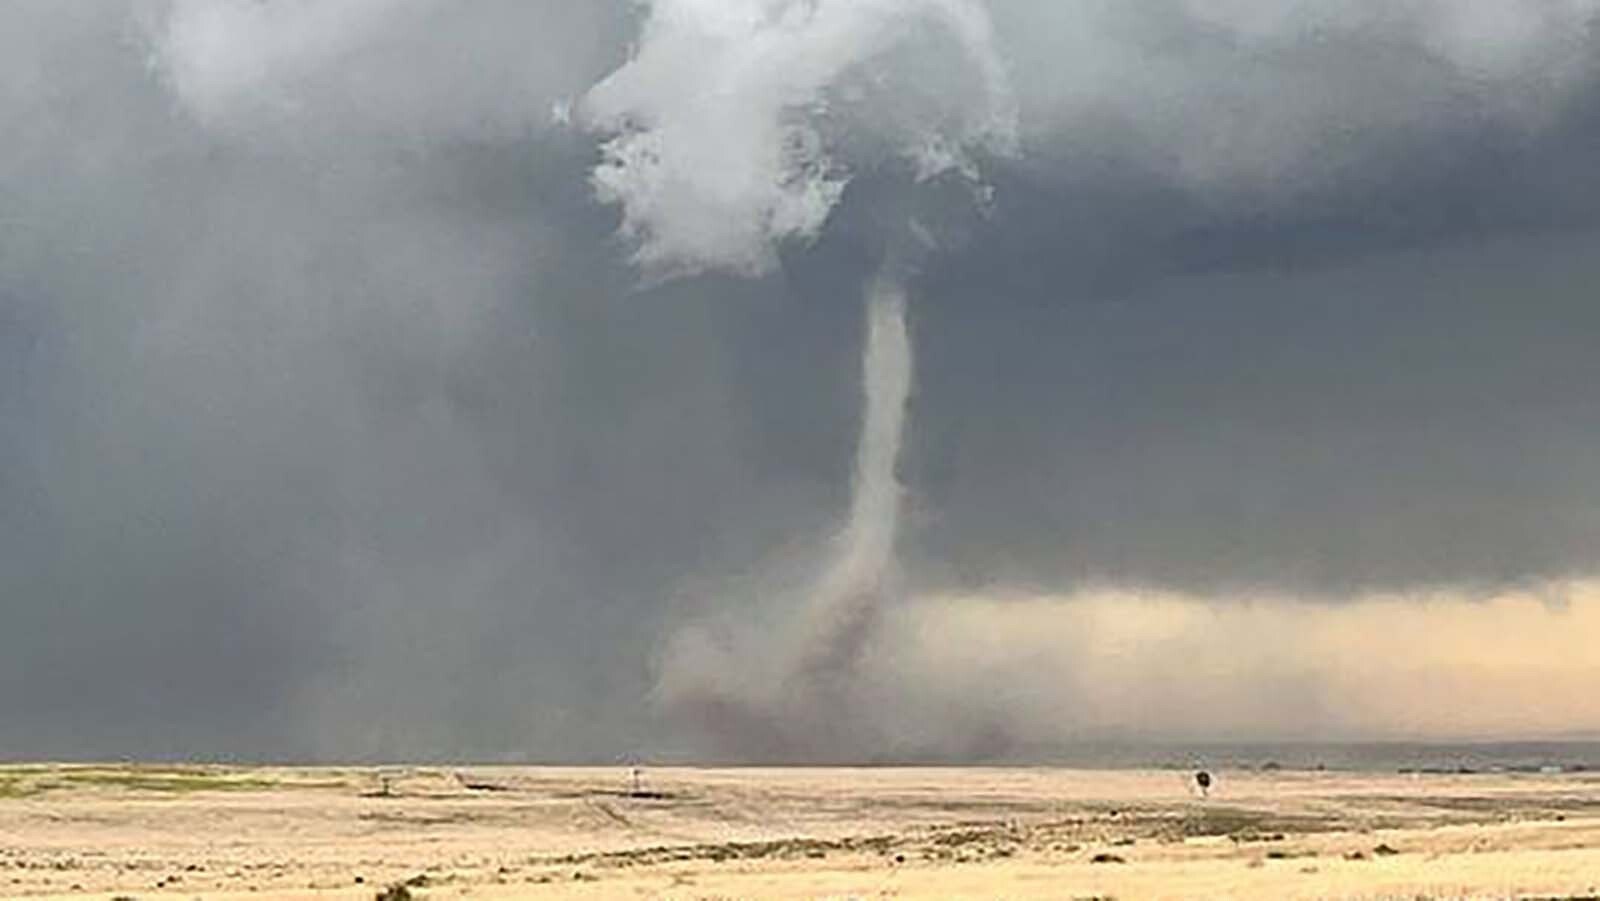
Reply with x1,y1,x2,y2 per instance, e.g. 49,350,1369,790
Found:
2,1,1599,760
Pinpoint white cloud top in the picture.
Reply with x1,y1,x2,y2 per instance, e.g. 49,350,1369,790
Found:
580,0,1018,277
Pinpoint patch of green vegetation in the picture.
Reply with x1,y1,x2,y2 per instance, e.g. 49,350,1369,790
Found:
57,769,280,793
0,764,354,796
0,777,42,799
0,764,55,781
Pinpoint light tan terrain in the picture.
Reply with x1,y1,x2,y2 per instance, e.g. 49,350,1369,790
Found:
4,763,1600,900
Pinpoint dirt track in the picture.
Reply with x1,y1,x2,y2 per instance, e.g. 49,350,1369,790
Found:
4,764,1600,899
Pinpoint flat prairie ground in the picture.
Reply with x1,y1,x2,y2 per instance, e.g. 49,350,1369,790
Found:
4,764,1600,900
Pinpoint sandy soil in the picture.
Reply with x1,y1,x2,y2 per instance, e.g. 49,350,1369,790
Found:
3,763,1600,899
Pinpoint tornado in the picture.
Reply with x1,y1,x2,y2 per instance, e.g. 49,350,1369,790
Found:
580,0,1016,761
791,271,912,693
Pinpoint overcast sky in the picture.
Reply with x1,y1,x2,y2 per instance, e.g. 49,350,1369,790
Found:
3,1,1600,761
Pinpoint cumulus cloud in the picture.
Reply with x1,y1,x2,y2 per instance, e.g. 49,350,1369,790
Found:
580,0,1017,276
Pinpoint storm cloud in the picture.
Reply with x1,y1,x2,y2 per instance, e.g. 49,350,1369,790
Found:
2,0,1599,761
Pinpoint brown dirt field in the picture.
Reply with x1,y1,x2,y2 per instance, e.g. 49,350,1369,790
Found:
3,764,1600,899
